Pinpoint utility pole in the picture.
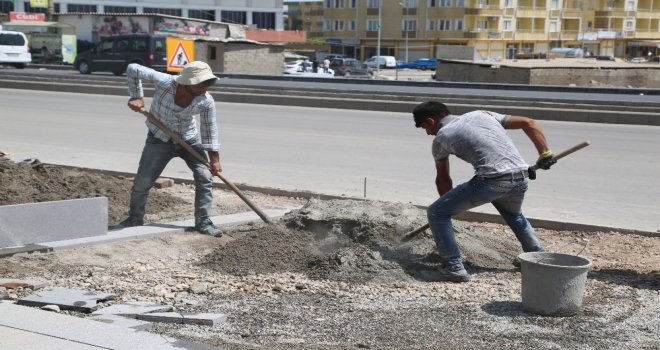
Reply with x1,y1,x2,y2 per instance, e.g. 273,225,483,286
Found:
47,0,55,22
401,2,409,62
376,0,381,76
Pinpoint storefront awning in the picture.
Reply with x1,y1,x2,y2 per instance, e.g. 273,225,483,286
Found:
1,21,76,34
627,40,660,48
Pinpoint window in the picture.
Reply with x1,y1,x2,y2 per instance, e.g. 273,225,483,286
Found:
67,4,97,12
456,0,465,6
99,41,113,53
335,0,345,8
0,33,25,46
144,8,182,16
403,0,418,7
625,0,635,10
441,0,452,7
350,0,357,8
477,20,488,30
625,20,634,30
427,19,436,31
104,6,137,13
549,21,558,32
221,11,246,24
130,38,147,52
368,0,380,8
439,19,451,31
503,19,512,30
429,0,437,6
253,12,276,29
367,19,379,31
325,0,332,8
334,20,344,31
189,9,215,21
349,20,356,31
403,19,417,31
550,0,559,9
504,0,514,6
455,19,464,31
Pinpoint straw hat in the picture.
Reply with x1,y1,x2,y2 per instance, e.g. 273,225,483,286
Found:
175,61,217,85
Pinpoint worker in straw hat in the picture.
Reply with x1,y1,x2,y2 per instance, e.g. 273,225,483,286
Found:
111,61,223,237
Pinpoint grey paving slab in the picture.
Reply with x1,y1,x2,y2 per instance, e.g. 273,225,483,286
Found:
0,243,52,257
0,197,108,248
90,314,154,331
0,325,103,349
0,278,48,290
92,301,173,317
0,303,223,349
16,287,115,313
136,312,228,326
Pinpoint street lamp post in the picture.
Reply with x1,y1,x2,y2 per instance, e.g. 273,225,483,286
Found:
400,2,409,63
376,0,381,76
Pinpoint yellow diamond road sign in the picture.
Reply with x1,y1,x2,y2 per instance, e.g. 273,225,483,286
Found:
166,38,195,72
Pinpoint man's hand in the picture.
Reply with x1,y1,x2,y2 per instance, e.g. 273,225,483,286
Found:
535,150,557,170
208,151,221,176
127,97,144,112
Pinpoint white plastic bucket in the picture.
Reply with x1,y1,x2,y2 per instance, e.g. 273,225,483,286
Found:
518,252,592,316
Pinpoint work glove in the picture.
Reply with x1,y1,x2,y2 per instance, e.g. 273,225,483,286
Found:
535,150,557,170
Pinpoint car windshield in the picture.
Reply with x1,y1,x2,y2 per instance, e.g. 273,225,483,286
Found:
0,33,25,46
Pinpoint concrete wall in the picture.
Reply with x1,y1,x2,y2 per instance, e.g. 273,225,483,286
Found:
435,60,660,88
198,42,284,75
435,45,478,61
435,60,531,84
530,67,660,88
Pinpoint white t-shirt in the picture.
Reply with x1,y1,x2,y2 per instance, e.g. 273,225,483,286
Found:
431,110,529,176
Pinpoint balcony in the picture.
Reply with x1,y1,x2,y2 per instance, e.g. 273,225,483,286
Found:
514,29,548,40
366,30,378,38
595,8,635,17
367,8,379,16
464,31,502,39
401,30,417,39
465,7,502,16
560,29,579,40
517,7,548,17
401,8,417,16
636,9,660,18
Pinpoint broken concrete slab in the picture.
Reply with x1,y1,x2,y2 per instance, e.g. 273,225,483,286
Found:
90,314,154,331
17,287,115,313
136,312,228,326
0,243,52,258
0,278,48,290
92,301,173,317
0,288,8,300
0,197,108,248
154,177,175,189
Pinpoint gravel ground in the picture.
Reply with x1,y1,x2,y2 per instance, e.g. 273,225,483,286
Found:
1,162,658,349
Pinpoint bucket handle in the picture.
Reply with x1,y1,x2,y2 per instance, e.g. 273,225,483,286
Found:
554,239,589,257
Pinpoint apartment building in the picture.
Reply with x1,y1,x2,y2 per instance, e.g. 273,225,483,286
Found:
316,0,660,60
0,0,285,30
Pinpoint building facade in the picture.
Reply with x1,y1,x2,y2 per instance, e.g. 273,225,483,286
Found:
0,0,285,30
315,0,660,60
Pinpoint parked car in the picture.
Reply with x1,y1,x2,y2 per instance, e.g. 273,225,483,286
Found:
283,59,333,75
0,30,31,69
330,58,372,77
364,55,397,69
73,34,167,75
396,58,438,71
629,57,647,63
595,55,615,61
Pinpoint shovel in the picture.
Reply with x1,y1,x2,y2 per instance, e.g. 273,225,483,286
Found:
137,109,272,224
399,141,590,243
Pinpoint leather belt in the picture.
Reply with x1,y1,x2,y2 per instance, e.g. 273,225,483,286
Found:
479,170,528,181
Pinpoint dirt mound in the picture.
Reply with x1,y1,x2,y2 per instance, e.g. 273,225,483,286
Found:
201,199,523,284
0,159,183,224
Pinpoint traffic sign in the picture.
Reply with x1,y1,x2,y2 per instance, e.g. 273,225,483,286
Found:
166,38,195,72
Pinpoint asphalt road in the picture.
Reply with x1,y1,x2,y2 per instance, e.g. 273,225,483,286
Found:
2,88,659,234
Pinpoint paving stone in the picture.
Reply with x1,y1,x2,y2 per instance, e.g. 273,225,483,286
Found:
92,301,173,317
0,278,48,290
0,303,221,349
154,177,175,189
136,312,228,326
0,197,108,248
17,287,115,313
90,314,154,331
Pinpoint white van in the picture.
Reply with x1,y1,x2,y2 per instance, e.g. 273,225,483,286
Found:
0,31,31,68
364,55,396,69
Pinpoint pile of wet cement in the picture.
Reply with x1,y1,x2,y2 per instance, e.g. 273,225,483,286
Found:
203,199,522,283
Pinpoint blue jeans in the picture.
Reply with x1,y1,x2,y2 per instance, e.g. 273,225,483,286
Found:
128,132,213,226
427,176,544,270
